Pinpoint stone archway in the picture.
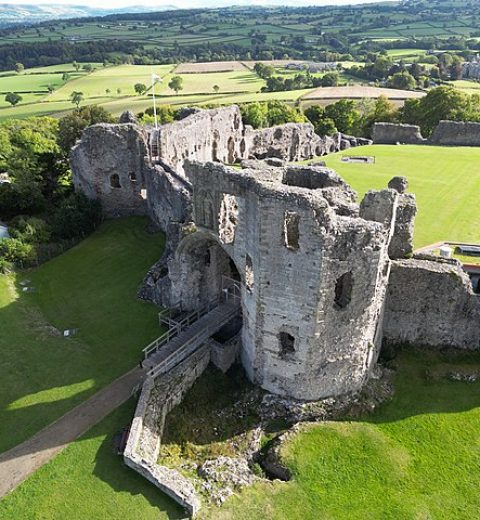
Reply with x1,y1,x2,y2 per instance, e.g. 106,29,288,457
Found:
174,232,242,311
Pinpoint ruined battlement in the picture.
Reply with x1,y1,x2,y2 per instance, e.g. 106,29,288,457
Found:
372,120,480,146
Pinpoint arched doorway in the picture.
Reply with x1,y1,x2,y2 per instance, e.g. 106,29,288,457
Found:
175,232,242,310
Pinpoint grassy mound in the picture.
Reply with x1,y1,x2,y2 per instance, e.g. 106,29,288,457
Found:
209,349,480,520
0,217,164,453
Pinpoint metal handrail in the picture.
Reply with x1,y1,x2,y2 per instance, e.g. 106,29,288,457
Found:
143,297,220,359
148,302,240,379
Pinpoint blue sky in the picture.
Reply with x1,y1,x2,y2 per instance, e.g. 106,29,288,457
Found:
4,0,393,8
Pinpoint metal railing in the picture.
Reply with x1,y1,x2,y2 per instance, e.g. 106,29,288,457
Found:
143,297,220,359
148,302,240,379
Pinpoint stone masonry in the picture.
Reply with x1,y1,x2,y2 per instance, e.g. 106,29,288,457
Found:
372,120,480,146
71,105,480,402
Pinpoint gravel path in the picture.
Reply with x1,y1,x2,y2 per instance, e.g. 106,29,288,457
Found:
0,366,145,499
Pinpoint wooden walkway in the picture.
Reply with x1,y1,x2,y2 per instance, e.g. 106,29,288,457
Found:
0,301,240,499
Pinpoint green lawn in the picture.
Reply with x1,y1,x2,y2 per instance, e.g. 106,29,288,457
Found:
3,349,480,519
322,145,480,248
0,400,183,520
0,217,164,453
206,349,480,520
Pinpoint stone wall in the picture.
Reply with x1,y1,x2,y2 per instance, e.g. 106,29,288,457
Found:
70,123,149,217
124,345,211,516
373,120,480,147
152,105,246,177
429,120,480,146
384,257,480,349
245,122,319,161
372,123,426,145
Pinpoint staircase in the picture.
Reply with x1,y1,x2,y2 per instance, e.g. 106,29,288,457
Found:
144,300,240,379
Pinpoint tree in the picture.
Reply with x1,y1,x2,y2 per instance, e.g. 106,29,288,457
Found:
47,84,55,94
57,105,115,156
320,72,339,87
82,63,93,72
105,88,111,94
70,91,84,108
213,84,220,93
134,83,147,95
14,62,24,74
324,99,362,134
117,88,122,95
401,86,480,135
62,72,70,81
168,75,184,94
387,71,416,90
5,92,22,106
72,61,80,72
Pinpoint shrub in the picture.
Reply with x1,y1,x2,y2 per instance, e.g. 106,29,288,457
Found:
50,192,102,240
0,238,35,265
9,216,51,244
0,257,13,274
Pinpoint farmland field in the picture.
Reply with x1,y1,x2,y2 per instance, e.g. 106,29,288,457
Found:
303,85,425,101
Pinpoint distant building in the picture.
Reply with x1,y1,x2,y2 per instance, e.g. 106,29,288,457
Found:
285,61,338,73
0,172,11,184
463,55,480,80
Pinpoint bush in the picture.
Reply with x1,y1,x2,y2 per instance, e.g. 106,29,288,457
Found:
50,192,102,240
0,257,13,274
9,216,51,244
0,182,46,220
0,238,35,265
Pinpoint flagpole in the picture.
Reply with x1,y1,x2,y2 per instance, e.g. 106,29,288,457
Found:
152,71,158,129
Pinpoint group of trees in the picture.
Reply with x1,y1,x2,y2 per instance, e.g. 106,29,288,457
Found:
0,107,113,271
347,51,468,91
253,62,339,93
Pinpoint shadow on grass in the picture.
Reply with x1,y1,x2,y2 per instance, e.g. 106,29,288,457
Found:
91,400,185,519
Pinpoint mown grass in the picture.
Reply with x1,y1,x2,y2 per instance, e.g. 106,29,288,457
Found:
0,217,164,453
205,349,480,520
3,349,480,519
0,400,183,520
322,145,480,248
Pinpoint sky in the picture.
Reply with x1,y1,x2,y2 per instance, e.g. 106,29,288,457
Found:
4,0,393,8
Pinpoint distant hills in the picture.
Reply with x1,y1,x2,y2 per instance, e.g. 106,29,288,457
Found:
0,3,177,26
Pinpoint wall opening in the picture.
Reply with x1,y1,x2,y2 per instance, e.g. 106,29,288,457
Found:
334,271,353,309
129,172,137,181
212,140,219,162
179,235,243,310
227,137,235,164
110,174,121,188
240,139,246,156
245,254,254,293
284,211,300,250
219,194,238,244
278,331,295,359
203,197,215,229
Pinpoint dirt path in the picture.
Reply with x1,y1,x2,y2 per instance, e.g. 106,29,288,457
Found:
0,366,145,499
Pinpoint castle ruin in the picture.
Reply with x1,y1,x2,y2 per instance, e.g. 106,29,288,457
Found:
70,105,480,514
71,105,480,400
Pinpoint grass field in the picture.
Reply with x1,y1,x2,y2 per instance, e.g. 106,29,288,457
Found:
0,217,164,453
2,348,480,519
209,348,480,520
0,400,183,519
322,145,480,248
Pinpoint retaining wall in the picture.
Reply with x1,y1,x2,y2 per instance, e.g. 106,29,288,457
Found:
124,346,211,516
